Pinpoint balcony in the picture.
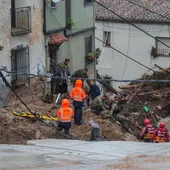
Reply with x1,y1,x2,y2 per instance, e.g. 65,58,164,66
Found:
11,6,31,35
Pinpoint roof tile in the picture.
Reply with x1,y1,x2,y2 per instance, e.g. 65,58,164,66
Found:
95,0,170,23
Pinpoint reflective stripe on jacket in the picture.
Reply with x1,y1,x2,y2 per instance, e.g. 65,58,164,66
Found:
152,128,169,142
144,125,154,139
70,88,86,102
57,108,74,122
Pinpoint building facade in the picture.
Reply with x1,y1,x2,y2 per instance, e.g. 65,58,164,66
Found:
43,0,95,74
0,0,46,107
95,0,170,89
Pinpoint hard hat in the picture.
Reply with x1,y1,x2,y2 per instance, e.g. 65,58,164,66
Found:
159,122,165,128
144,119,150,125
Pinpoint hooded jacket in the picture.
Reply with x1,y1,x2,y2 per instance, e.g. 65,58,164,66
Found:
88,120,100,129
70,80,86,102
57,99,74,122
89,83,100,99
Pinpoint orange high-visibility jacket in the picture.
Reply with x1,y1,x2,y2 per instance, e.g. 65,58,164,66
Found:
57,99,74,122
70,80,86,102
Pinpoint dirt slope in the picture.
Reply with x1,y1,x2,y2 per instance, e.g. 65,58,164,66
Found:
0,78,135,144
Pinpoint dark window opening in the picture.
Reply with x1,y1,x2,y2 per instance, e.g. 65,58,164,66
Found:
11,46,30,85
11,6,31,35
84,0,93,4
85,36,93,64
66,0,71,29
103,31,111,47
51,0,56,8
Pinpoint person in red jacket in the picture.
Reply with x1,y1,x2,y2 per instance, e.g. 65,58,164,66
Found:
139,119,154,142
56,99,74,134
152,122,169,143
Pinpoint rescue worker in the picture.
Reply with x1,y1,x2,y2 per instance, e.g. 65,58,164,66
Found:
71,68,89,86
88,120,100,141
139,119,154,142
70,79,86,125
57,65,68,98
88,80,100,102
152,122,169,143
56,99,74,134
88,80,106,115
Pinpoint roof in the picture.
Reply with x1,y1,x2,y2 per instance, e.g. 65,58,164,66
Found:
95,0,170,23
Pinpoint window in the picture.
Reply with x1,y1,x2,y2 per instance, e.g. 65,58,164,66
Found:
156,37,170,56
103,31,111,47
85,36,92,57
51,0,56,8
84,0,93,5
11,46,30,84
11,6,31,35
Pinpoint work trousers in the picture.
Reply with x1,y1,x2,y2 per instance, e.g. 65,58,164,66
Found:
144,138,152,142
91,128,100,141
73,101,83,125
57,121,71,134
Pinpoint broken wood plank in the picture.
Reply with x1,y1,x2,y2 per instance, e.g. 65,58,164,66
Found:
154,64,170,73
119,84,141,89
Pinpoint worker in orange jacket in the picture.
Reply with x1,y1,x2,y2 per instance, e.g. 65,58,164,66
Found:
70,79,86,125
56,99,74,134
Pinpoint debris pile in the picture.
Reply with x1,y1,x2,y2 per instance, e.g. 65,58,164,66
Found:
0,77,135,144
0,78,57,144
1,65,170,144
113,65,170,137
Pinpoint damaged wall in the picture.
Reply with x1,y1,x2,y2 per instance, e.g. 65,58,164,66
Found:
0,0,45,107
95,22,170,89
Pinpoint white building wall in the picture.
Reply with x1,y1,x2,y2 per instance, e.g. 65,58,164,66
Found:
95,21,170,89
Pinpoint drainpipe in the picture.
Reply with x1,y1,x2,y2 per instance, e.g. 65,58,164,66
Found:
43,0,46,34
43,0,49,73
93,0,96,79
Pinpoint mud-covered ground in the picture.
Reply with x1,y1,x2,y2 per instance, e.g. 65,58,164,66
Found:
1,67,170,144
0,78,135,144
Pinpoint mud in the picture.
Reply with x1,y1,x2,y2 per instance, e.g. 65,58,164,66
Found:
0,78,135,144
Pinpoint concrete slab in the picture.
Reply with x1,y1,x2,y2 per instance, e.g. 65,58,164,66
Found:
0,140,170,170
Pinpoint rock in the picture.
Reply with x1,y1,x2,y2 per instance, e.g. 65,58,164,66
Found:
35,130,41,139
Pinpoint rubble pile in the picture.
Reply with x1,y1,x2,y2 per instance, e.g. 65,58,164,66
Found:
0,77,135,144
0,78,57,144
114,66,170,137
1,65,170,144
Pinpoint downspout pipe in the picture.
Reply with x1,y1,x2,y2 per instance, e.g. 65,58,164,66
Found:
43,0,46,34
43,0,49,73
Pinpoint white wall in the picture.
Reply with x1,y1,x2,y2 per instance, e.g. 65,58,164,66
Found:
95,21,170,89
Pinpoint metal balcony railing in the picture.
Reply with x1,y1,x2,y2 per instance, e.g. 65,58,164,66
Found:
11,6,31,35
157,49,170,56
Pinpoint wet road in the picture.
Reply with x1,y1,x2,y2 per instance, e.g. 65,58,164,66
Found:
0,139,170,170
